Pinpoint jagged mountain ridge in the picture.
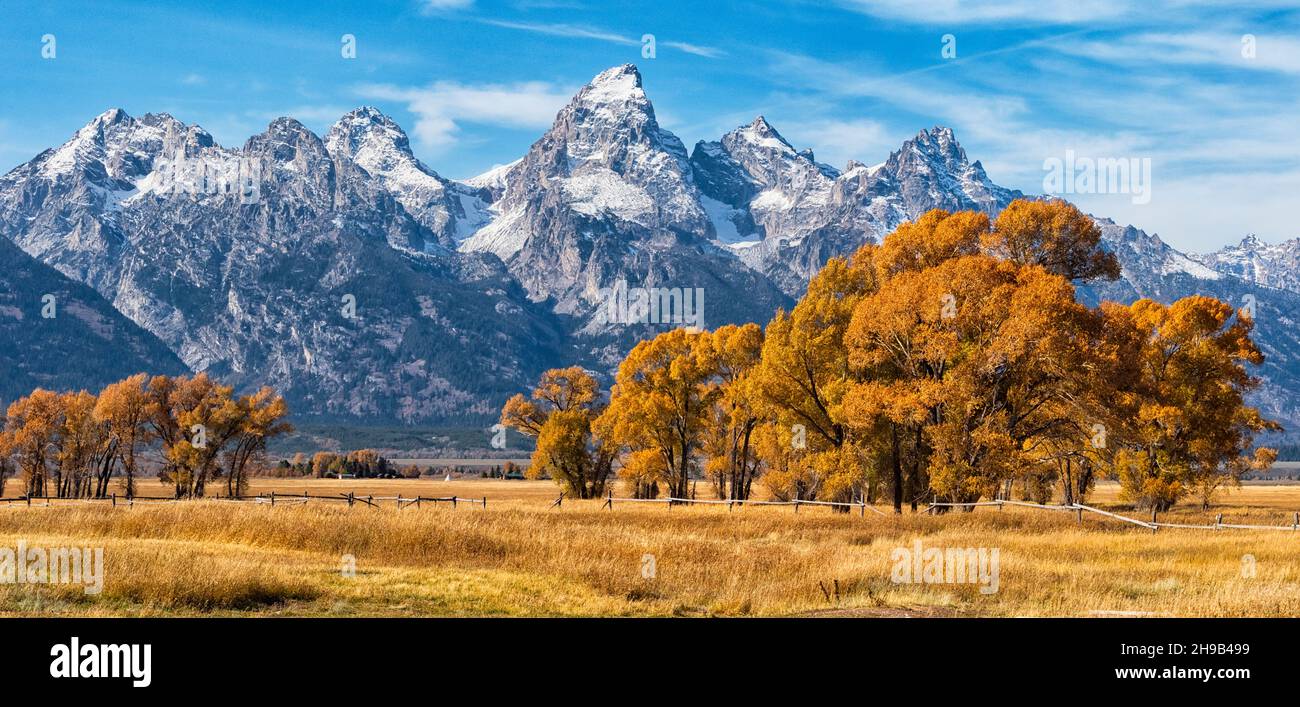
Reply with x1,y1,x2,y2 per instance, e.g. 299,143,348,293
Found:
1192,235,1300,294
2,63,1298,427
688,117,1023,294
0,107,564,423
457,65,793,365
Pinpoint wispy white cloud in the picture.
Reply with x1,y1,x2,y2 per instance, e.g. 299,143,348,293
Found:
834,0,1132,25
1055,32,1300,74
479,19,724,57
482,19,635,45
664,41,726,58
833,0,1299,26
421,0,475,12
180,73,207,86
356,80,574,149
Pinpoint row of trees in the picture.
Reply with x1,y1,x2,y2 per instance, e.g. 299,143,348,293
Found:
279,450,400,478
502,199,1278,511
0,373,291,499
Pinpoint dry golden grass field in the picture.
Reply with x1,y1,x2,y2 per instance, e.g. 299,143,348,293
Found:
2,478,1300,617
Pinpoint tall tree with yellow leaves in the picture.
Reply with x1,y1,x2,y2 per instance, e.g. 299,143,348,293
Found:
1103,297,1279,510
53,390,108,498
983,198,1121,282
94,374,152,498
147,373,243,498
223,387,292,497
751,251,880,506
501,366,613,498
0,389,64,497
596,329,718,499
702,323,764,501
843,201,1124,510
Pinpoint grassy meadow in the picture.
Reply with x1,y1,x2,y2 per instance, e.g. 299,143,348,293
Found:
2,478,1299,617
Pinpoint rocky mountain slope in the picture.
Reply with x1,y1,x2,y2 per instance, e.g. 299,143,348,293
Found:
1192,235,1300,294
0,236,186,403
2,63,1297,427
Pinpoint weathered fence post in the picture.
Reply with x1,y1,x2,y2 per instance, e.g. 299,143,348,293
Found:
112,493,116,508
482,496,487,510
1150,508,1158,534
451,496,457,509
1293,512,1298,531
1077,506,1083,525
604,490,612,510
396,494,402,509
1216,513,1223,530
270,491,276,506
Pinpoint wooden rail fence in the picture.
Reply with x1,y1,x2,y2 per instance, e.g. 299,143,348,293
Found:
5,490,1297,533
927,499,1300,533
582,492,1299,533
0,492,487,510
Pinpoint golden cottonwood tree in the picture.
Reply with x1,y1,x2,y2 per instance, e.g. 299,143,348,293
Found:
839,209,991,511
839,201,1141,511
53,390,109,498
0,389,64,496
1103,297,1279,510
701,323,764,501
751,252,879,506
501,367,613,498
94,374,153,498
984,198,1121,282
595,329,718,499
223,387,292,497
144,373,289,498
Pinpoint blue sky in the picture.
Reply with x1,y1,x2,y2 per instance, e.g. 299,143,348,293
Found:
1,0,1297,252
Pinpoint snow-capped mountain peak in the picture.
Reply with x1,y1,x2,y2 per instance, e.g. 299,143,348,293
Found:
326,106,417,165
1192,233,1300,293
576,63,646,110
734,116,796,154
324,107,491,248
461,63,709,263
